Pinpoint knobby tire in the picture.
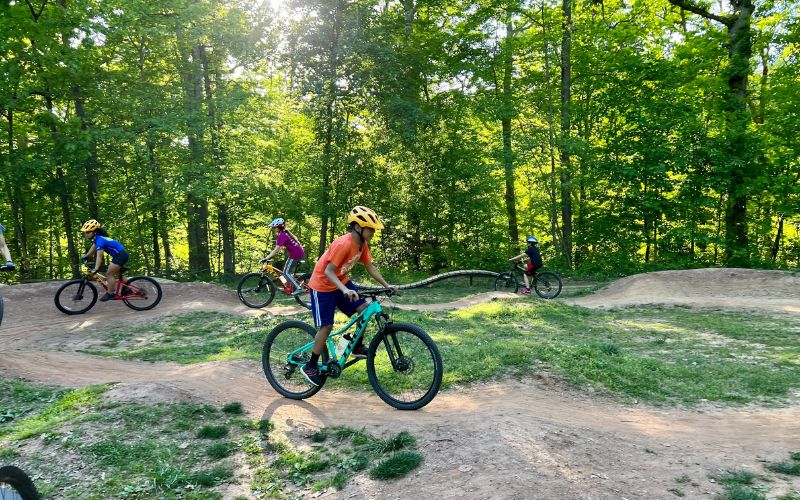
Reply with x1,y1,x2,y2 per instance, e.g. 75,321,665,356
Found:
122,276,163,311
0,465,40,500
367,322,443,410
238,272,276,308
54,279,98,315
262,320,328,399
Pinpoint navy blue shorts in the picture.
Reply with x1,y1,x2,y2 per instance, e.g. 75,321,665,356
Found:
111,249,129,266
309,281,366,328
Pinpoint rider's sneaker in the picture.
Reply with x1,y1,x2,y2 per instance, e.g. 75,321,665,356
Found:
520,287,532,295
301,363,325,387
99,292,115,302
0,261,15,271
351,343,368,359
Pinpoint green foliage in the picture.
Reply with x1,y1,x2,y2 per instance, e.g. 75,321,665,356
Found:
0,0,797,280
369,451,423,480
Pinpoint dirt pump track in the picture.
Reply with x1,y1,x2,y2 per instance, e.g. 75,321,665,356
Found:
1,269,800,499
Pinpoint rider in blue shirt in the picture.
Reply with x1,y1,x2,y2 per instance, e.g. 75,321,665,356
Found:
80,220,129,302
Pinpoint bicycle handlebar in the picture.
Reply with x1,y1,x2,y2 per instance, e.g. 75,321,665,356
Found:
358,288,399,298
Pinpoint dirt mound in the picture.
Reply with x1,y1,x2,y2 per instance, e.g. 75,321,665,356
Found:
568,268,800,313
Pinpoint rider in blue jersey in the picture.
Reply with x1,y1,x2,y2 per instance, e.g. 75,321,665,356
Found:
80,220,129,302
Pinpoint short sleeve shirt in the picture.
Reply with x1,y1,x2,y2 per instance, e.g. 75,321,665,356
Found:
94,235,125,257
276,230,305,260
308,234,372,292
525,246,543,268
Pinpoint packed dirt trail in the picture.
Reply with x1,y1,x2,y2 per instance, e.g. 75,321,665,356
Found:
2,268,800,499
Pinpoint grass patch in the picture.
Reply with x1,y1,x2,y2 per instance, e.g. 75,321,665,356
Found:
766,460,800,476
197,425,229,439
369,450,423,479
80,293,800,405
0,377,257,497
222,402,243,414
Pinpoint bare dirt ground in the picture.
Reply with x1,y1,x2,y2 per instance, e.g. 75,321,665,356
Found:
2,268,800,499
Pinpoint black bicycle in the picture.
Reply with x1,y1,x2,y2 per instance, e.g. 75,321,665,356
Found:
494,262,562,299
0,465,40,499
237,260,312,310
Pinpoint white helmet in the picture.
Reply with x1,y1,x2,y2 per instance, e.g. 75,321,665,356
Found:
269,217,285,228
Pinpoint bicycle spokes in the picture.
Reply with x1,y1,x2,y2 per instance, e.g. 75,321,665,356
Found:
368,325,442,409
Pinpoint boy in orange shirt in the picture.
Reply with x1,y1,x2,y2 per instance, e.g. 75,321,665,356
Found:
302,206,395,386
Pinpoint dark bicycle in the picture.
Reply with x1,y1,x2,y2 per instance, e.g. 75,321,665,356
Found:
494,262,563,299
237,260,312,310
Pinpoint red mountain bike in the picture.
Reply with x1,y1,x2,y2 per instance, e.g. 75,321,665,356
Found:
237,260,311,310
54,266,163,315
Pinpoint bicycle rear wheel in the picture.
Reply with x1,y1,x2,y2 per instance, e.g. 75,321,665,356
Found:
0,465,40,500
533,271,562,299
367,323,443,410
493,272,519,293
122,277,163,311
54,279,97,315
293,272,312,310
262,320,328,399
238,272,276,308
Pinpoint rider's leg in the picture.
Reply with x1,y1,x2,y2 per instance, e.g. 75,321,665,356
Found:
0,232,14,269
283,258,300,288
105,263,121,294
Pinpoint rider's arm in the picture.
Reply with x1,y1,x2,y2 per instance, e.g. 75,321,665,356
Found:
84,243,97,261
364,262,392,289
263,244,281,261
324,262,358,299
509,253,527,262
93,249,104,273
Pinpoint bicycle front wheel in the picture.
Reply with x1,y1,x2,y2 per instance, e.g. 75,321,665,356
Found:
262,320,328,399
122,277,163,311
54,279,97,315
493,272,519,293
533,271,562,299
238,272,276,308
367,323,443,410
0,465,41,500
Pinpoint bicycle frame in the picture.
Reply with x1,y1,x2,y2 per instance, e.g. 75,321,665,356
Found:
82,268,143,300
287,298,387,373
261,262,305,295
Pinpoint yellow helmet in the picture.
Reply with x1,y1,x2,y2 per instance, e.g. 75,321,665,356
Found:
81,219,101,232
347,206,384,230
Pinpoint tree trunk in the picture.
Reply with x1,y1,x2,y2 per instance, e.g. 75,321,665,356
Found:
72,84,100,220
667,0,756,266
559,0,574,268
501,8,519,243
182,43,210,277
542,4,561,256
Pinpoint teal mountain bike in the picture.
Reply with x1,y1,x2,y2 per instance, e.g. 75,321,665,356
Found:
262,289,443,410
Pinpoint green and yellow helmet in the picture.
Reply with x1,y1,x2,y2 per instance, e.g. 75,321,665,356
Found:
347,206,384,230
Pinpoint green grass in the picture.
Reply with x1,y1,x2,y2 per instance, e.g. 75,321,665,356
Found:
80,296,800,405
369,450,424,479
0,378,252,498
1,377,425,497
766,451,800,476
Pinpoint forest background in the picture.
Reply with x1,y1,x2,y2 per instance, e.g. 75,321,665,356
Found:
1,0,798,281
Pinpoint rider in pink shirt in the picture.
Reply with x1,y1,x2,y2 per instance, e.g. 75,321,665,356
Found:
261,218,306,295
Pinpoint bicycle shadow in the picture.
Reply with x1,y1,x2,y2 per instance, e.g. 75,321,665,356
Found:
258,395,336,437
